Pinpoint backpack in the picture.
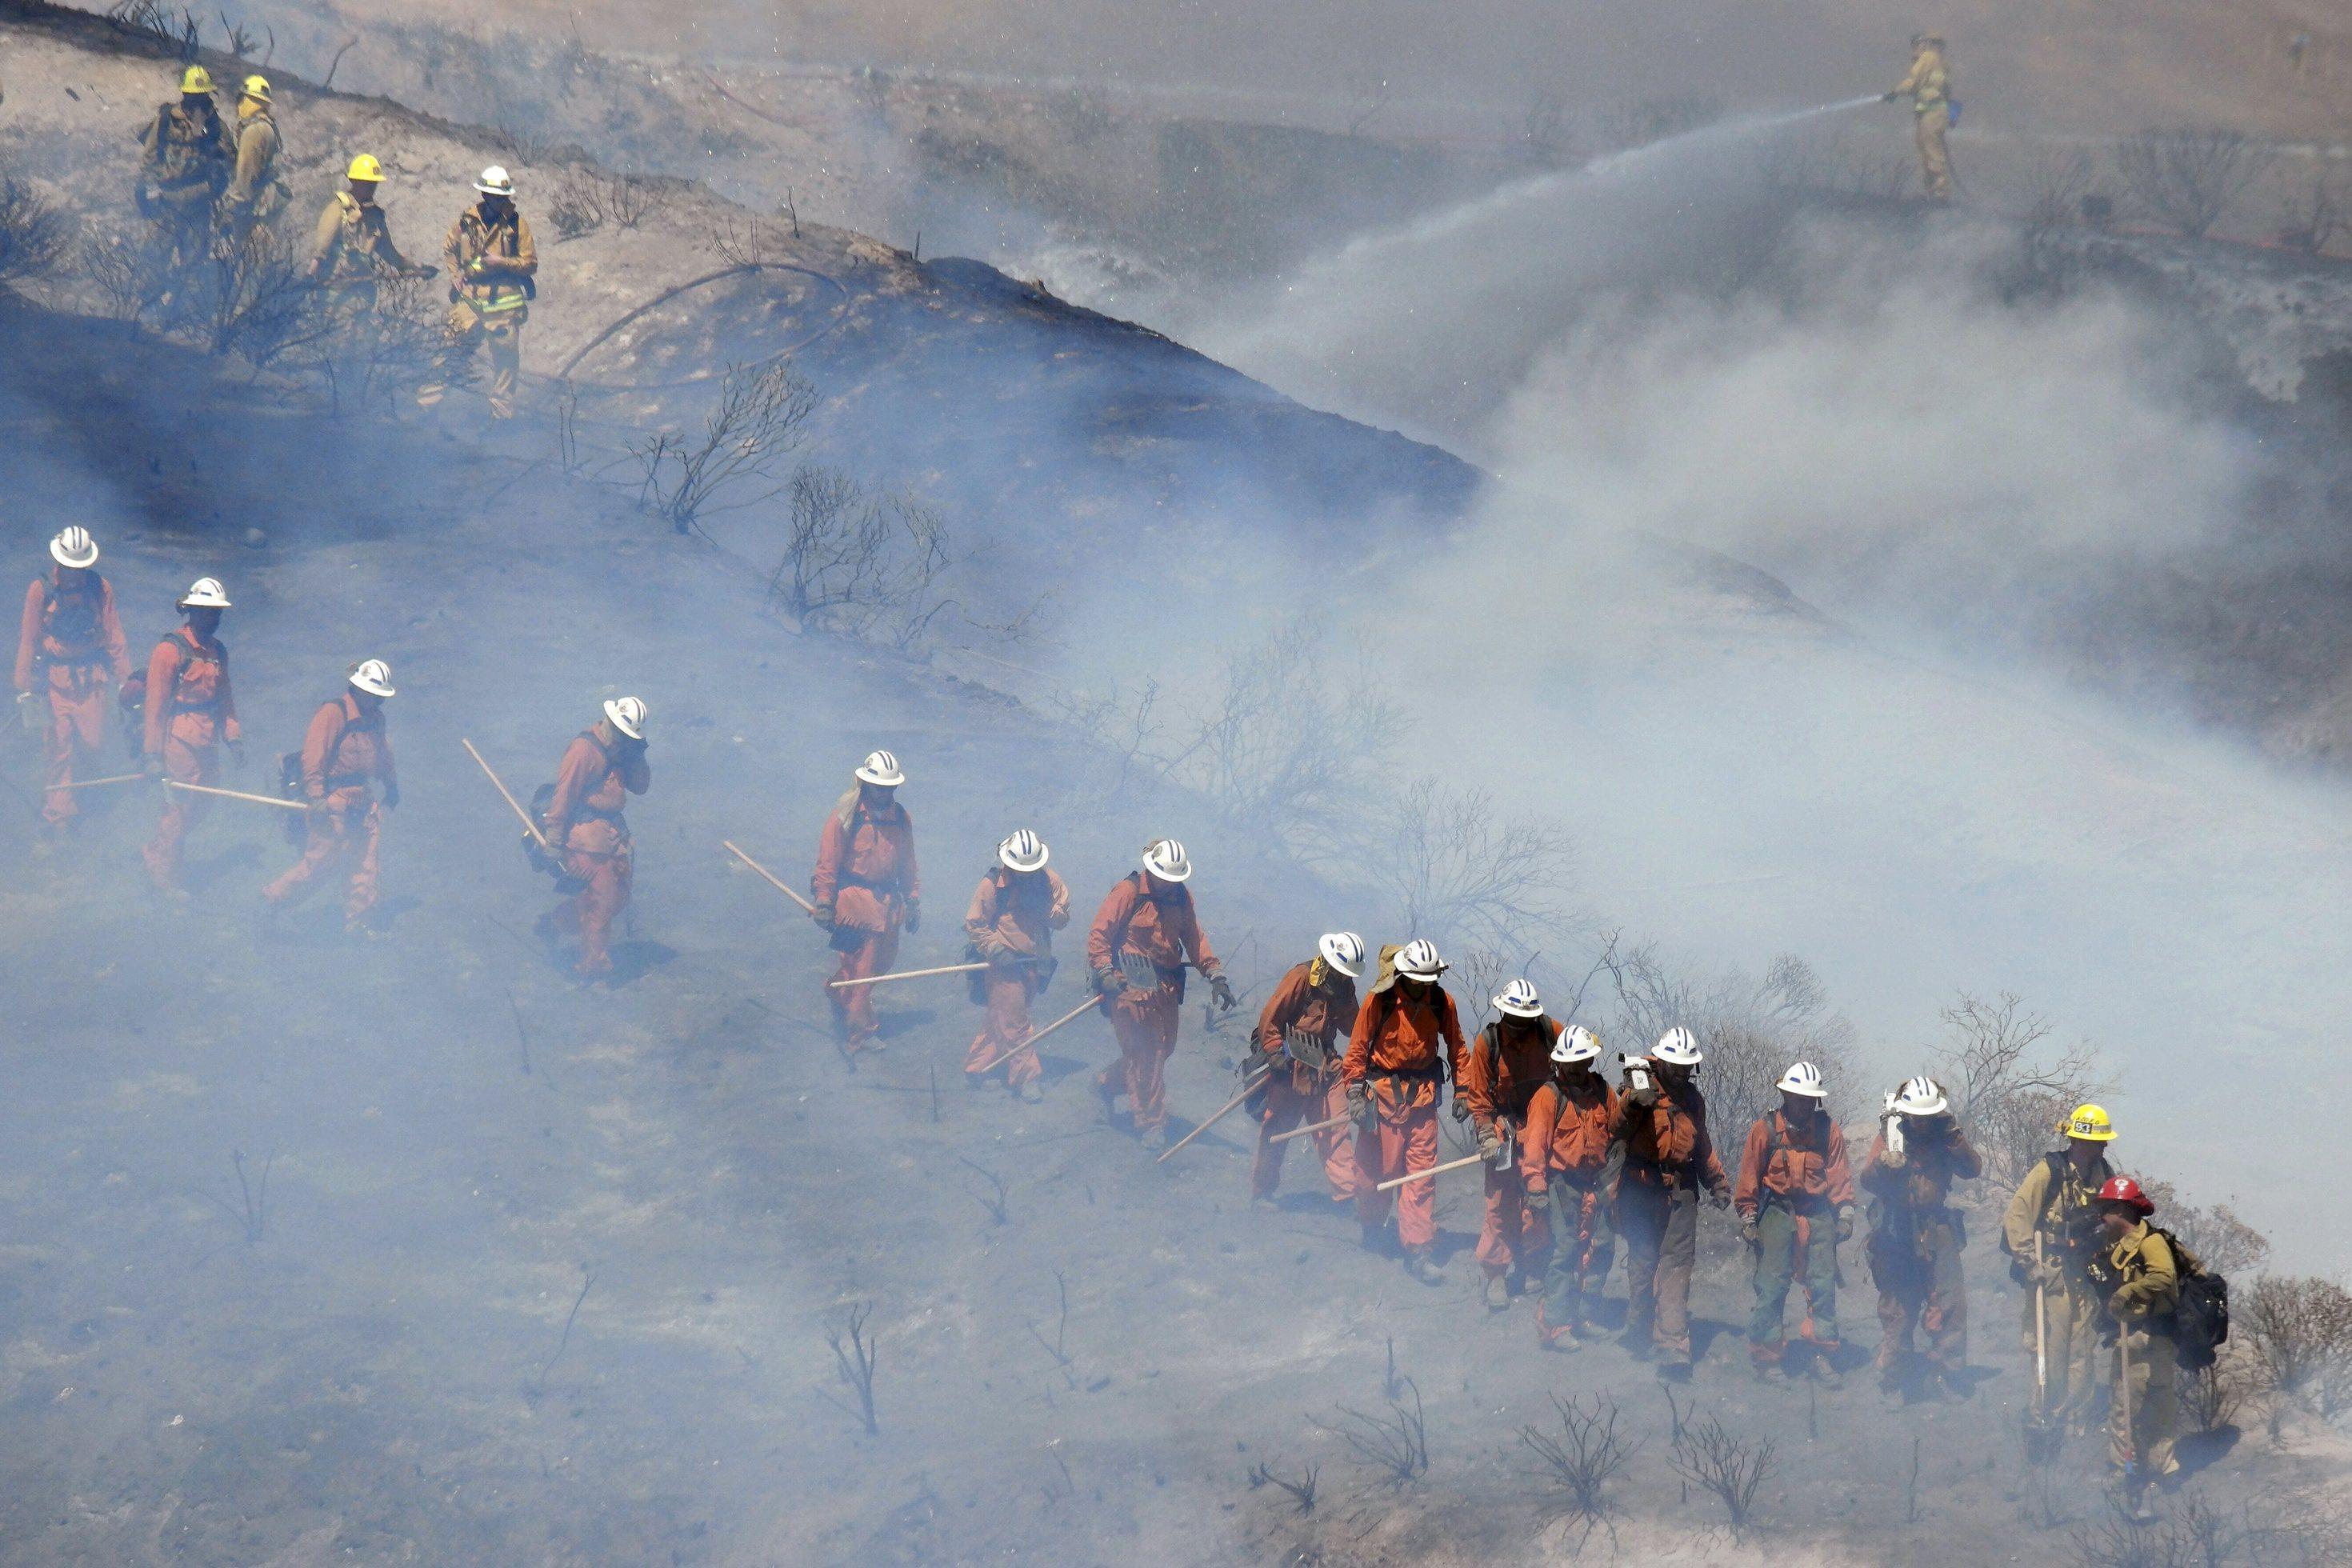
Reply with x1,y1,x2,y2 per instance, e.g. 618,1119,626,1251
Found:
2152,1227,2229,1370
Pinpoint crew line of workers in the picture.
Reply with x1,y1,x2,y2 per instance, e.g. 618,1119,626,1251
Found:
125,38,1951,429
134,65,534,417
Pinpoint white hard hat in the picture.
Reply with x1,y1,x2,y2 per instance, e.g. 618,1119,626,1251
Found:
50,527,98,569
1141,837,1191,883
347,658,395,698
998,828,1048,873
854,749,905,787
1553,1025,1602,1066
1394,938,1448,982
1777,1061,1827,1098
1893,1076,1949,1117
179,577,231,609
474,165,516,197
1494,978,1544,1018
602,695,646,740
1653,1026,1702,1066
1317,930,1365,978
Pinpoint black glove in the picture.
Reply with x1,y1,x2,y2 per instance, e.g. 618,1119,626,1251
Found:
1450,1097,1470,1123
382,781,400,810
903,902,921,936
1210,974,1237,1012
142,752,165,780
1097,966,1128,997
1741,1218,1761,1246
1705,1188,1732,1212
810,902,835,930
2010,1258,2031,1288
1836,1209,1855,1244
226,738,245,768
1526,1188,1550,1218
1880,90,1900,103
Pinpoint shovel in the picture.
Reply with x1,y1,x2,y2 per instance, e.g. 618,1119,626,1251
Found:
2024,1234,2062,1460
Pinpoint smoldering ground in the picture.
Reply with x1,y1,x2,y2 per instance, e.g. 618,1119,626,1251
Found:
5,2,2352,1563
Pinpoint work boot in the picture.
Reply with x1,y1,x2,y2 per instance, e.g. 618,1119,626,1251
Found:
1404,1250,1444,1286
1751,1359,1786,1386
1251,1194,1279,1212
1810,1356,1845,1390
1654,1359,1692,1383
1359,1221,1388,1255
1017,1080,1044,1105
1540,1322,1582,1354
1481,1274,1510,1313
1140,1124,1168,1152
1926,1370,1967,1404
1094,1073,1122,1122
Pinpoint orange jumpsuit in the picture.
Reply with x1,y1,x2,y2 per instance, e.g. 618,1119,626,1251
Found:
1614,1082,1731,1366
812,794,919,1049
1086,873,1223,1136
262,693,396,925
1458,1016,1566,1281
1862,1123,1982,1377
962,863,1070,1088
1340,984,1466,1252
543,729,649,979
14,571,130,827
1734,1109,1858,1368
1530,1071,1619,1343
1246,959,1364,1205
141,626,239,890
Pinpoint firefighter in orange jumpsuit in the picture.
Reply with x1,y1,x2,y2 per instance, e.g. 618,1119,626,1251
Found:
1614,1027,1732,1379
1459,978,1566,1311
139,578,241,897
262,658,399,931
1341,939,1465,1285
1531,1025,1618,1350
1734,1061,1858,1386
1866,1075,1985,1401
1246,931,1367,1210
811,750,921,1054
538,695,650,982
962,828,1069,1100
14,527,130,840
1086,838,1235,1150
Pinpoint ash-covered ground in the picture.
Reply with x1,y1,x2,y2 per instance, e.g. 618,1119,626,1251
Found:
4,2,2352,1564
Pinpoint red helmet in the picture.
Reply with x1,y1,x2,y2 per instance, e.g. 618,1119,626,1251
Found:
2096,1176,2154,1215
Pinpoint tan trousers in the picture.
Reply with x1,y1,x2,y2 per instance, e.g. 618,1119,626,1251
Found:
2109,1326,2181,1479
1915,112,1952,201
2022,1261,2105,1429
421,302,525,418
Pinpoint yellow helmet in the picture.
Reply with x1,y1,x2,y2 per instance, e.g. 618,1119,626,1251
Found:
2062,1103,2116,1142
239,74,270,105
346,154,386,183
179,65,214,95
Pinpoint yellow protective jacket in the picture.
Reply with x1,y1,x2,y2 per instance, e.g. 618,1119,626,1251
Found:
443,204,537,315
310,193,414,282
2001,1150,2113,1266
137,98,235,194
1894,46,1950,114
2103,1222,2181,1326
221,110,284,226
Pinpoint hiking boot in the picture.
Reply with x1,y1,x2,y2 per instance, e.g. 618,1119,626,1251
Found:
1540,1323,1582,1354
1404,1251,1444,1286
1751,1360,1786,1386
1810,1358,1845,1390
1017,1080,1044,1105
1655,1359,1693,1383
1481,1274,1510,1312
1140,1124,1168,1152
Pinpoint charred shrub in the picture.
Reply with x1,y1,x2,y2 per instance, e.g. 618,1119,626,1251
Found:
2112,128,2276,240
634,359,818,536
0,168,71,289
1518,1390,1638,1523
2238,1275,2352,1418
1669,1414,1774,1531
